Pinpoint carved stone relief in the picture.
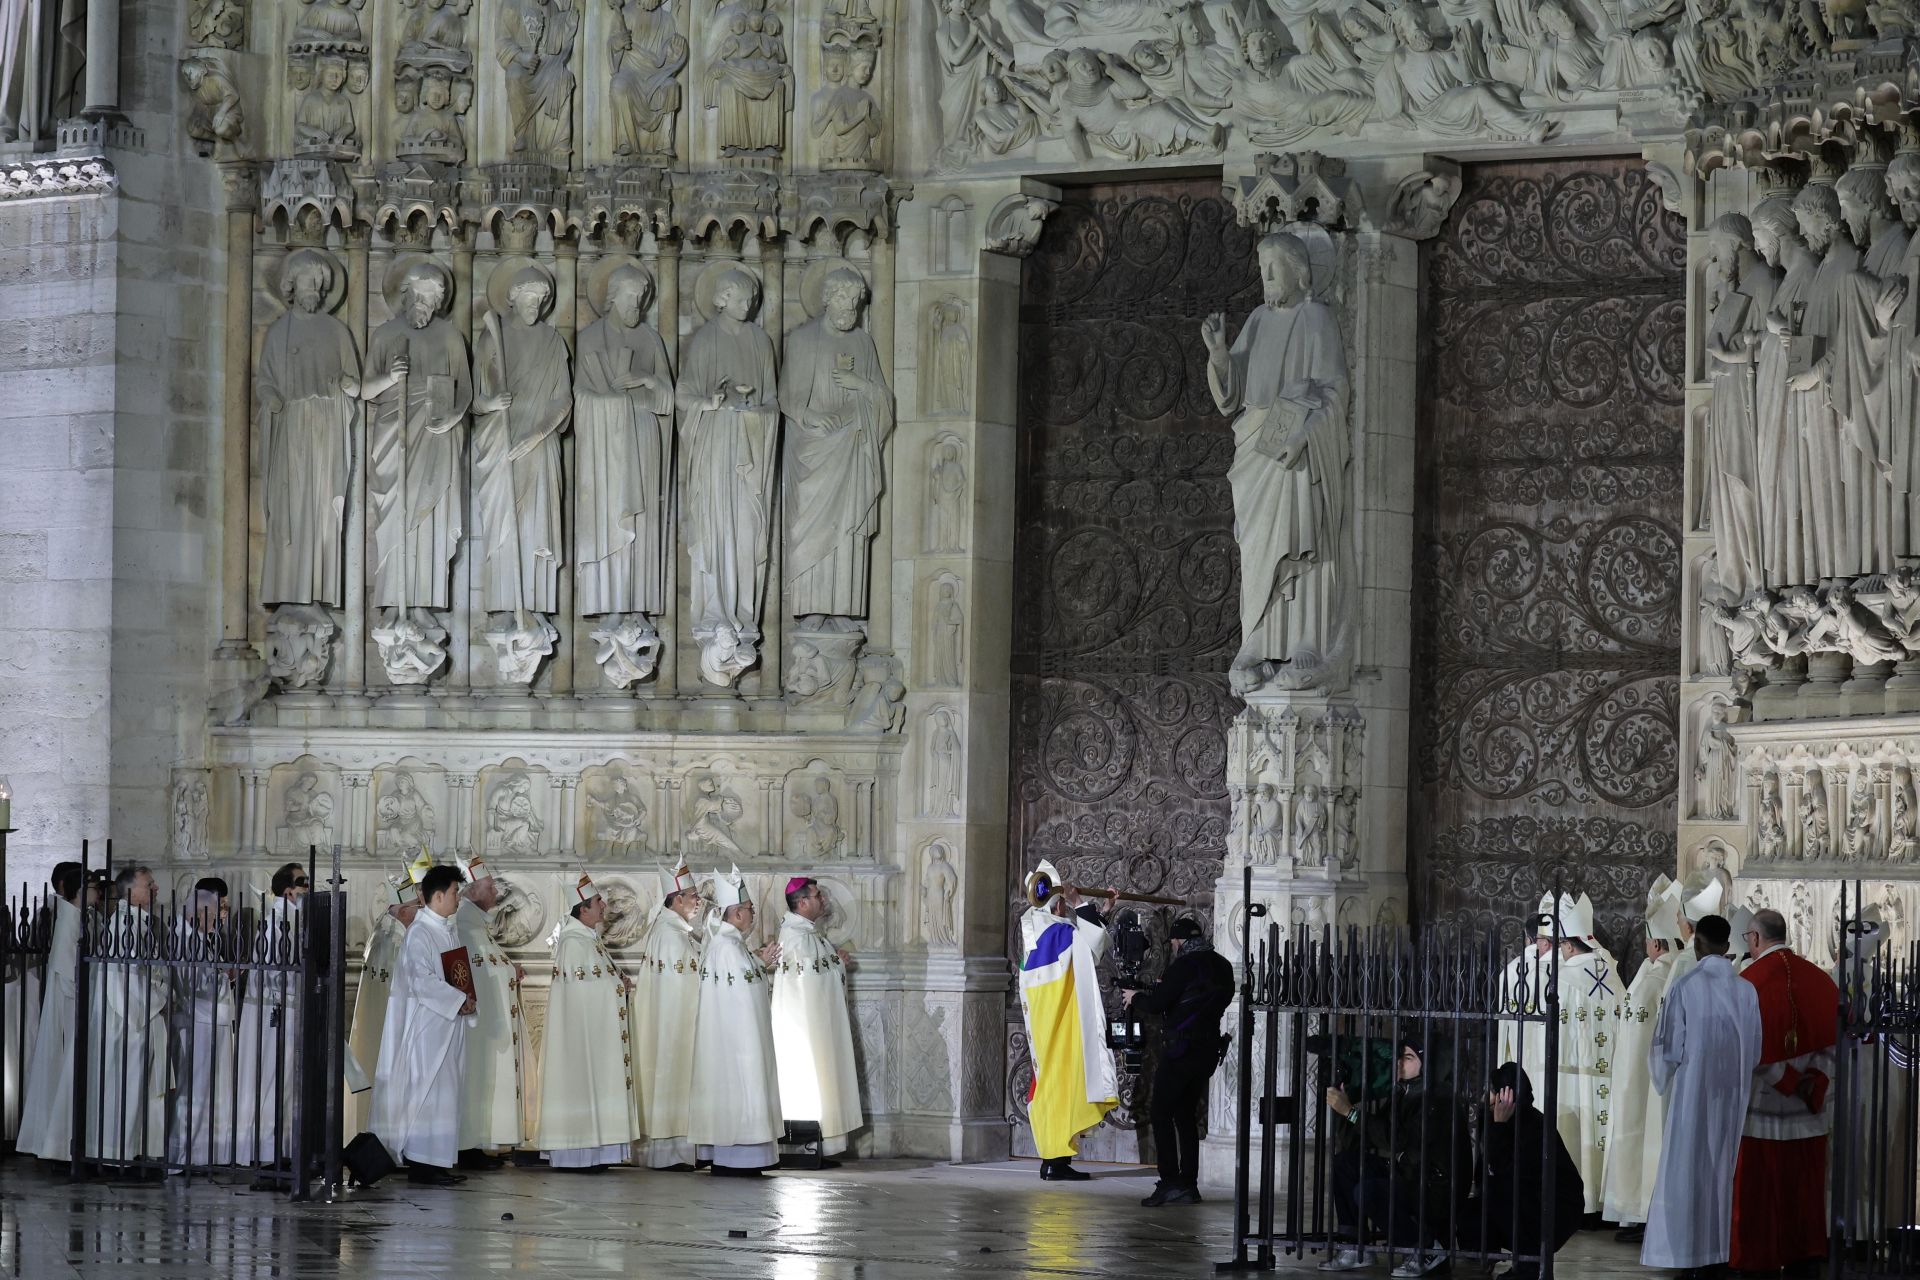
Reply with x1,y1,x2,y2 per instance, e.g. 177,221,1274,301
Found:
373,763,444,854
922,838,959,948
923,706,962,820
683,768,749,857
922,298,973,418
923,434,968,554
608,0,688,159
926,574,965,688
581,763,653,857
483,768,549,856
783,764,846,860
815,6,882,169
498,0,579,160
488,870,548,947
170,769,213,862
272,761,340,854
846,652,906,732
396,0,475,163
1413,160,1687,960
710,0,791,158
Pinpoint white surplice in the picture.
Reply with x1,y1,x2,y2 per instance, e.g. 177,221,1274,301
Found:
1642,954,1764,1270
688,918,783,1169
633,907,702,1168
1552,946,1619,1213
84,905,170,1160
536,916,639,1164
770,913,864,1150
233,897,301,1165
168,917,238,1165
371,904,471,1168
346,912,405,1137
1496,946,1547,1089
454,900,526,1152
1601,949,1672,1225
17,896,80,1159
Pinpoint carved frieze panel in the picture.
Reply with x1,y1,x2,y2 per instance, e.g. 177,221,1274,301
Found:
1413,160,1687,961
1732,723,1920,876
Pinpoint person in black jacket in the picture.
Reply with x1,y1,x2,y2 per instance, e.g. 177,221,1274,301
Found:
1126,917,1236,1207
1466,1062,1582,1280
1320,1034,1471,1278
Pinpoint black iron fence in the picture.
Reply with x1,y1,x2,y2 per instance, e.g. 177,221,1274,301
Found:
1219,867,1565,1276
1832,882,1920,1279
1222,874,1920,1280
0,840,348,1199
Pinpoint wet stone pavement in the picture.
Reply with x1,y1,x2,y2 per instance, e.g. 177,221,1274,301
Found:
0,1159,1650,1279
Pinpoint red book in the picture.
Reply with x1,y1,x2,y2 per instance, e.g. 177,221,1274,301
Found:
440,946,476,1003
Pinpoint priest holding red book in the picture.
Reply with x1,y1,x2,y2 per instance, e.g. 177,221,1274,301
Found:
372,862,476,1186
1732,908,1840,1273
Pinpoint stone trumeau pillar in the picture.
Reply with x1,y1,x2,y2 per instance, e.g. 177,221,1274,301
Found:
1196,152,1450,1187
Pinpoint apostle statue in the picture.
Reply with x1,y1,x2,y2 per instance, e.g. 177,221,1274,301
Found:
1201,231,1351,694
1752,191,1816,586
372,863,476,1185
454,855,529,1166
609,0,688,157
782,265,894,623
475,262,571,641
536,876,641,1171
771,878,865,1156
634,860,705,1168
257,248,358,610
1885,142,1920,557
358,259,472,651
576,262,674,648
1833,152,1910,568
1702,213,1771,598
347,869,421,1138
679,266,780,686
498,0,578,159
689,866,785,1174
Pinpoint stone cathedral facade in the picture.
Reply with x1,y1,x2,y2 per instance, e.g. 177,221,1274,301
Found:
2,0,1916,1165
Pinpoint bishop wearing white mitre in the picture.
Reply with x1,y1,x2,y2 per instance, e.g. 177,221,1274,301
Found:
372,863,475,1185
453,853,529,1167
536,876,641,1172
1541,890,1619,1214
1601,875,1686,1243
347,864,421,1137
771,876,864,1158
634,859,706,1169
689,866,785,1174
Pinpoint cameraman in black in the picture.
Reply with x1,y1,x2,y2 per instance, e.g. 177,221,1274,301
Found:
1124,917,1235,1207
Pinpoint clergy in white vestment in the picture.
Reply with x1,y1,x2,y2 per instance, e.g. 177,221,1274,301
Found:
169,890,239,1167
18,862,89,1160
1542,891,1618,1215
1497,914,1552,1090
372,863,476,1185
233,863,307,1165
689,866,786,1175
1642,914,1764,1273
347,869,420,1137
1601,875,1685,1243
454,854,527,1166
634,860,705,1169
770,877,864,1158
84,866,171,1161
537,876,641,1171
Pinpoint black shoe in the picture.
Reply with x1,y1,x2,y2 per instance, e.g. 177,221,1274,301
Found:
1141,1183,1173,1207
1614,1225,1645,1245
458,1149,505,1171
1039,1159,1091,1181
711,1164,765,1177
406,1166,466,1187
1163,1186,1203,1205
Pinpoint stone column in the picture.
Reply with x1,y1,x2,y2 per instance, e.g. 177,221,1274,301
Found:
655,234,683,699
1196,154,1426,1187
340,225,372,703
81,0,120,119
215,163,258,660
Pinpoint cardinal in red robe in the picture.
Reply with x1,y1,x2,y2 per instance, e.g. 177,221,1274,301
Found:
1732,908,1840,1273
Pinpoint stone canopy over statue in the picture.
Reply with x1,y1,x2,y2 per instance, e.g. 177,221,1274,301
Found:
1201,230,1352,695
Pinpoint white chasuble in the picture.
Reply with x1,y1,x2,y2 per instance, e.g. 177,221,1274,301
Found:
535,917,640,1158
1600,950,1672,1225
17,896,80,1160
688,919,783,1167
634,908,702,1168
371,905,471,1168
1642,955,1764,1270
770,913,864,1146
346,912,405,1137
1553,948,1619,1213
455,900,527,1151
